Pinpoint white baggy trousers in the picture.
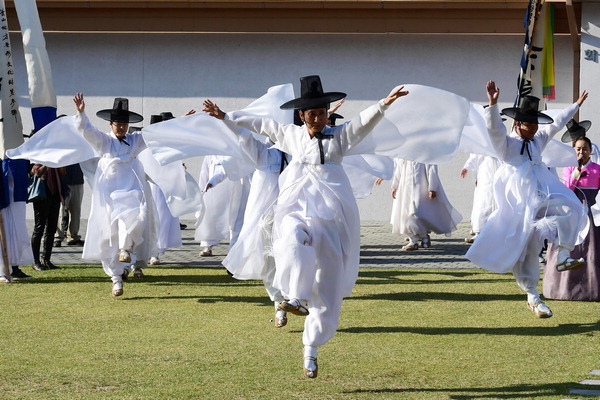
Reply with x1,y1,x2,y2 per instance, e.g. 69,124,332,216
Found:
274,211,345,347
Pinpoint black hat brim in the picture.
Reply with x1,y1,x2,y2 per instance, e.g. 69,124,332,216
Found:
560,120,592,143
501,107,553,124
280,92,346,110
96,109,144,123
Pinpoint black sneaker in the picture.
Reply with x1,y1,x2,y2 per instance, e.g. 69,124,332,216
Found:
42,259,60,270
53,240,62,247
180,223,187,230
32,262,47,271
67,239,85,246
11,266,33,280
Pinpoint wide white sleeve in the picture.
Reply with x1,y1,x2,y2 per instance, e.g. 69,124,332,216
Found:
339,100,388,153
237,131,265,168
426,164,440,192
538,103,579,147
391,159,402,190
75,111,109,152
484,104,508,161
207,164,227,188
225,113,287,148
462,154,481,171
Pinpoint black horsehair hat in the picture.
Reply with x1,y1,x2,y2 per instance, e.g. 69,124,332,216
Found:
560,119,592,143
328,113,344,126
150,115,163,125
501,95,553,124
280,75,346,111
150,112,175,125
96,97,144,124
160,112,175,121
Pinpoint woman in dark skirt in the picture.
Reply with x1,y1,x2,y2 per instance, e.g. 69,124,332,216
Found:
543,135,600,301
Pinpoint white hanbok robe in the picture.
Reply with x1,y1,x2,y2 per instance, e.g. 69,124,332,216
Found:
195,155,250,249
462,154,499,233
149,181,182,255
76,112,158,280
222,132,287,303
226,99,389,347
466,103,588,296
390,159,462,240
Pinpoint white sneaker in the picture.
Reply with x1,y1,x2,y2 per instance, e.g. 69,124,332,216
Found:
555,249,584,272
278,299,309,316
420,235,431,248
118,249,131,263
199,247,212,257
401,242,418,251
112,281,123,297
149,257,160,265
303,346,318,379
528,300,552,318
274,309,287,328
133,268,144,278
0,275,11,283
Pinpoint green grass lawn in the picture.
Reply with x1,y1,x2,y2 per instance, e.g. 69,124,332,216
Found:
1,265,598,399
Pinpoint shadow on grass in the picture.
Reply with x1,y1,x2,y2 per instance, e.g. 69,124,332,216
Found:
361,239,469,249
348,291,522,302
359,270,486,278
345,382,572,399
355,269,513,286
122,294,271,306
16,267,262,287
339,320,600,336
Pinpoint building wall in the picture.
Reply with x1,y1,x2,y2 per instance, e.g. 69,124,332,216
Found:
9,32,574,223
581,1,600,146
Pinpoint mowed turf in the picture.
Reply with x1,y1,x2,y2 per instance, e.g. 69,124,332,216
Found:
1,265,598,399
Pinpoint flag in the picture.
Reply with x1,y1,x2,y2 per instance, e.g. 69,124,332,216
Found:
15,0,57,131
542,4,555,100
0,0,24,160
516,0,553,108
0,0,28,211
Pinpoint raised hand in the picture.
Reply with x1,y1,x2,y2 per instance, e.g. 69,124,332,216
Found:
73,92,85,113
183,109,196,117
384,86,409,106
328,98,345,114
577,90,589,107
202,99,225,120
486,80,499,106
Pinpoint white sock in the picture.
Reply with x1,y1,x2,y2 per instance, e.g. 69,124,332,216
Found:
304,345,318,359
527,292,540,305
289,298,308,308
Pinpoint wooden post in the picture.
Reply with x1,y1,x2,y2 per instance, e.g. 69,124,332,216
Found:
566,0,581,119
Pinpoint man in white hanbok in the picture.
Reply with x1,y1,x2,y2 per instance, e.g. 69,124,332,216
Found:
460,154,499,243
195,155,250,257
560,119,600,163
147,114,183,265
73,94,158,297
219,128,289,327
203,75,409,379
466,81,589,318
390,159,462,250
